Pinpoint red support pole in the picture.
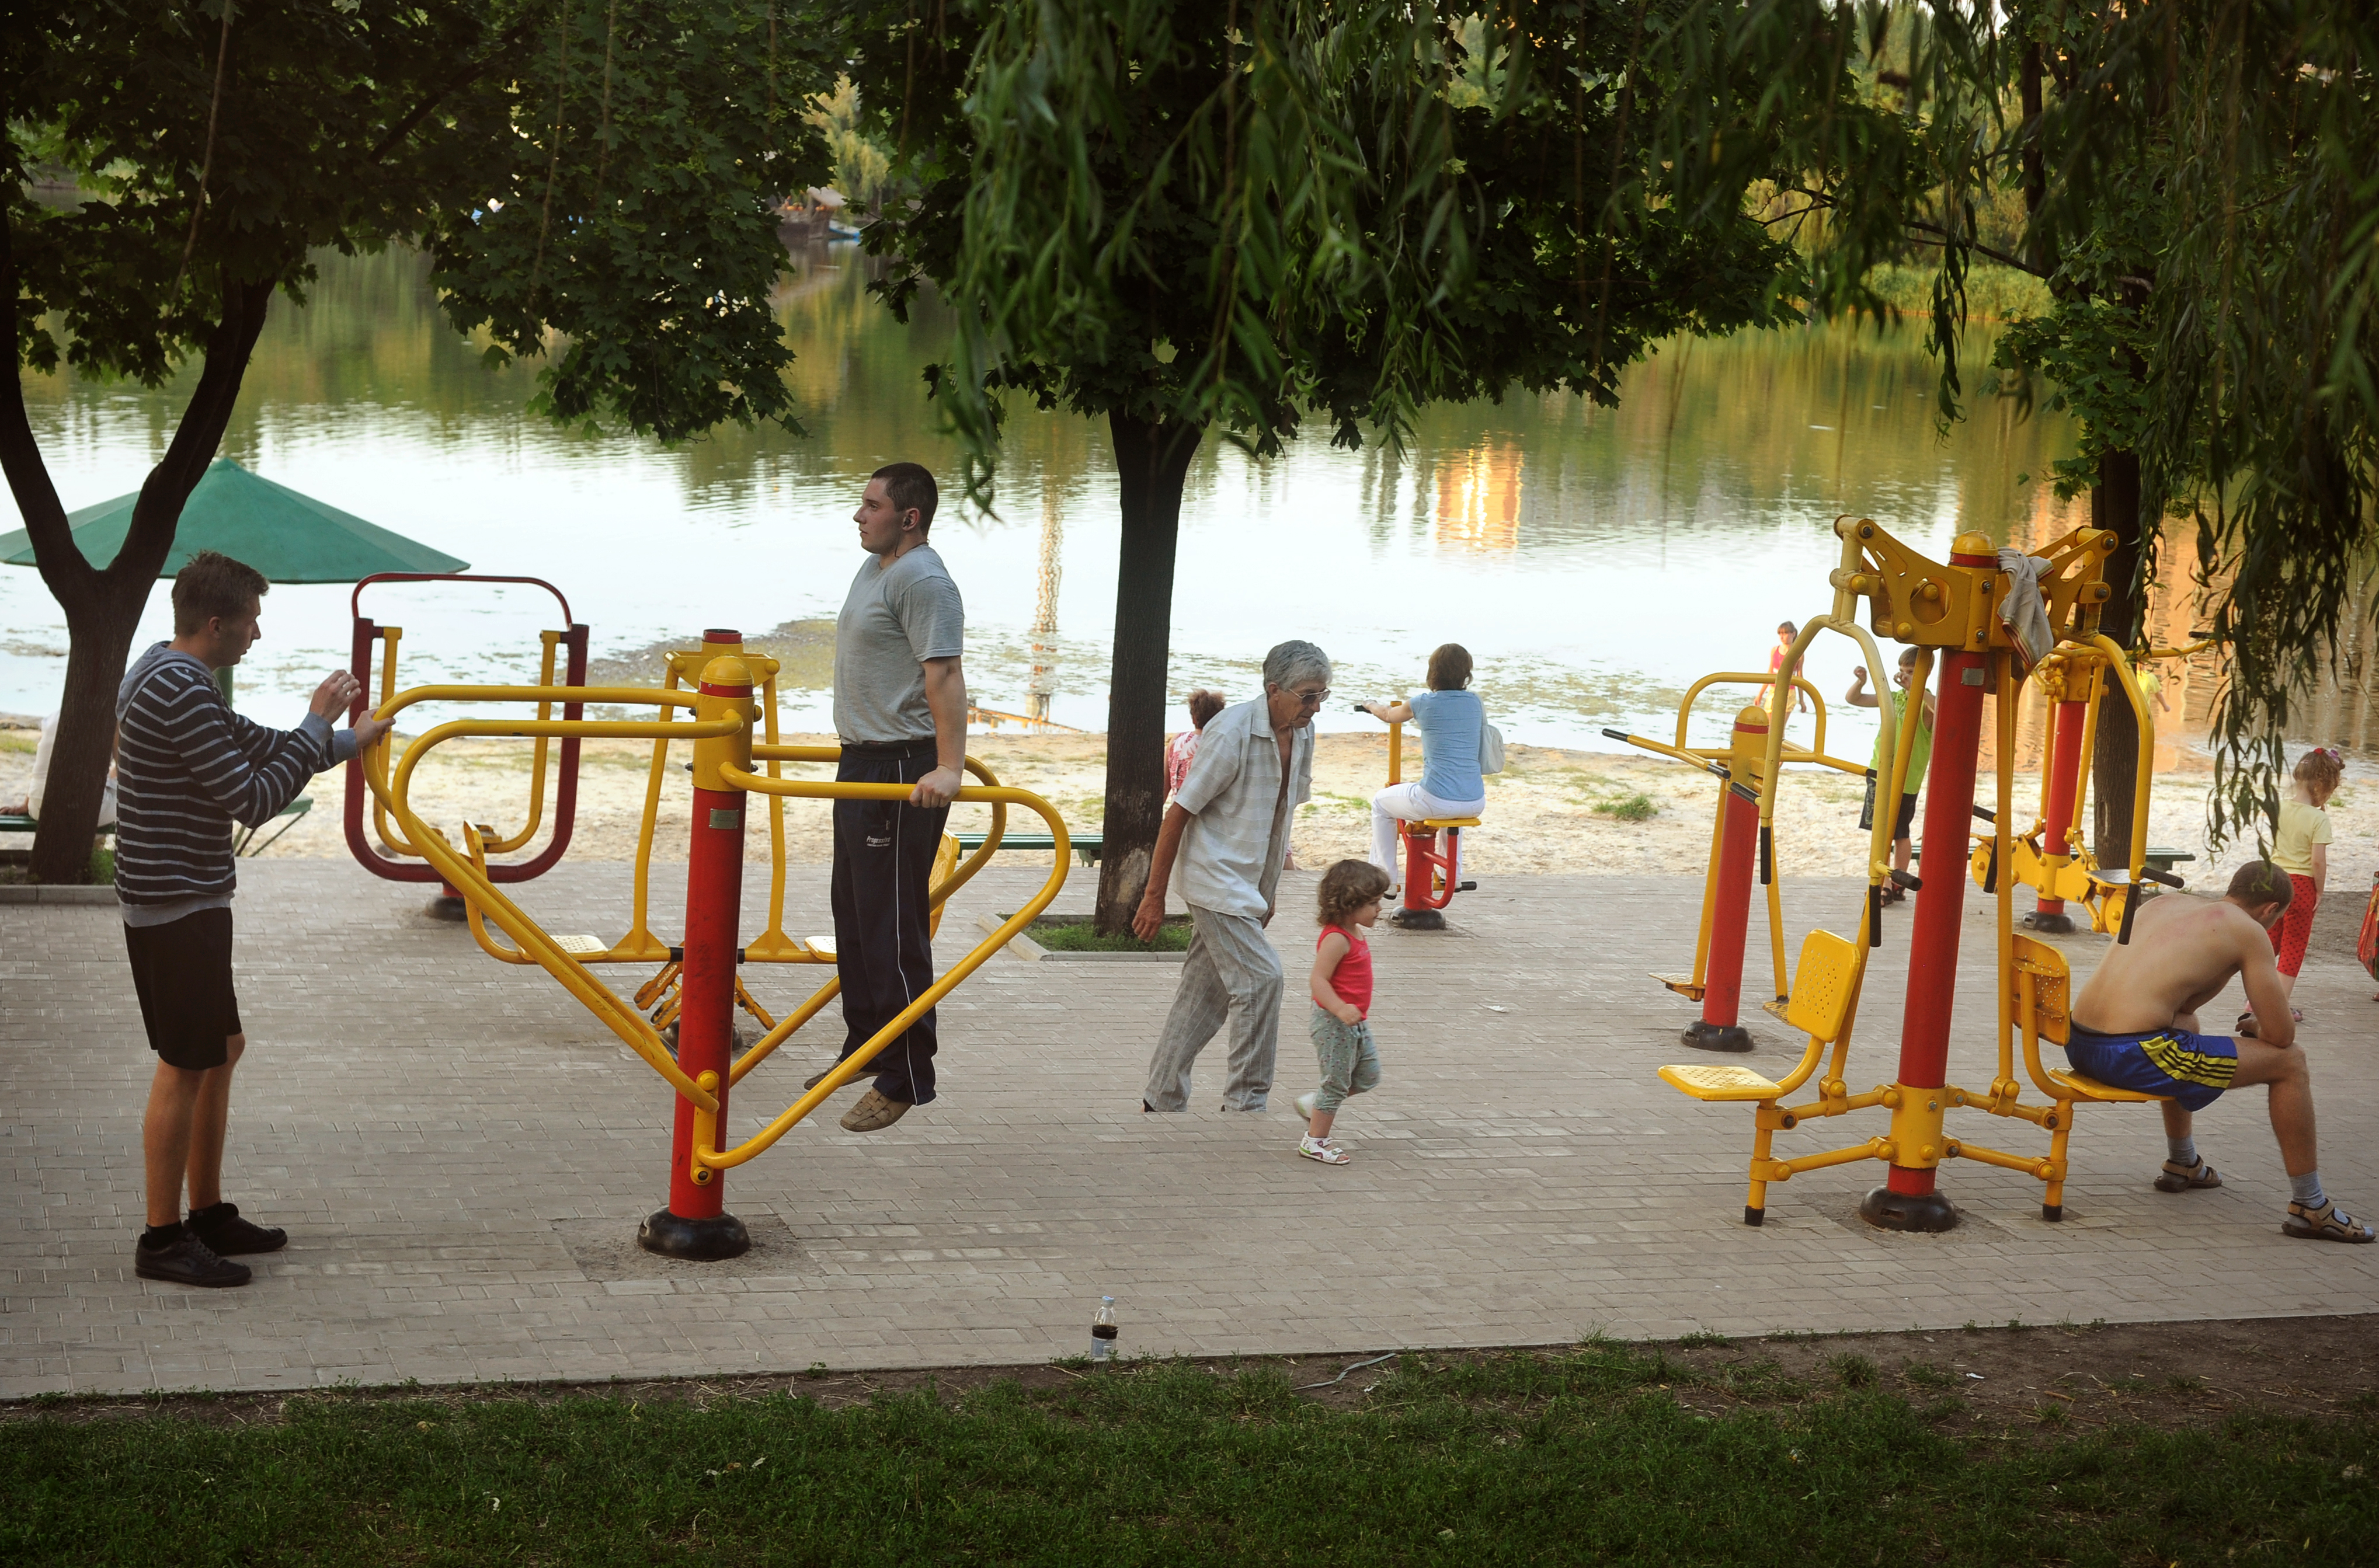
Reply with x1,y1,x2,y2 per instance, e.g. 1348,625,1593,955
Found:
639,635,753,1260
2030,698,2089,932
1862,540,1998,1232
1685,706,1768,1054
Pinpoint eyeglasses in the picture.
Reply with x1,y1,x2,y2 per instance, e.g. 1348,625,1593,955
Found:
1289,687,1330,707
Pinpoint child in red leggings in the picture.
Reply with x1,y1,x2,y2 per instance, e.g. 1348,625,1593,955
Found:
2251,747,2343,1033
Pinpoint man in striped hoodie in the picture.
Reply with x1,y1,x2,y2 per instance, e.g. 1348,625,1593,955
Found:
118,550,390,1288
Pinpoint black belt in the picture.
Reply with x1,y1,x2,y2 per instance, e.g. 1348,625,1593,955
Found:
840,737,938,761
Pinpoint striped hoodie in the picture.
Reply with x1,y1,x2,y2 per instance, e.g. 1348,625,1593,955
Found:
114,642,352,913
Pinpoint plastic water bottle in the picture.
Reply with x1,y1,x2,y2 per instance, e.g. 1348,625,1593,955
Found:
1090,1297,1118,1363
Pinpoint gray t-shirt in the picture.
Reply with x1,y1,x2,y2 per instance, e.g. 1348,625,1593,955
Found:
833,545,964,743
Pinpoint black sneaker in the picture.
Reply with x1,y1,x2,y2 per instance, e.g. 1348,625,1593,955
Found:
187,1202,287,1256
134,1231,252,1288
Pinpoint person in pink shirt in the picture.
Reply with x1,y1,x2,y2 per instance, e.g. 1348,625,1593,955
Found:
1293,859,1390,1163
1164,689,1226,799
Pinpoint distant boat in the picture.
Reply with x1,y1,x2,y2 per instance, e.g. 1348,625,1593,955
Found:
826,219,863,242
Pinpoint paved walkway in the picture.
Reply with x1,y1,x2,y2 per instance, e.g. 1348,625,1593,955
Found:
5,859,2376,1397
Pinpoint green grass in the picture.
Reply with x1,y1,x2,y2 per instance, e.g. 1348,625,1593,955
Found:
1594,790,1660,823
1025,917,1195,954
5,1350,2376,1564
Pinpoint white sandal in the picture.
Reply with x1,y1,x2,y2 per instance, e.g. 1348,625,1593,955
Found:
1298,1135,1351,1164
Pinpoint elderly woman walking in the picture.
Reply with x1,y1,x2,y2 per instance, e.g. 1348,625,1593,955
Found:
1356,643,1488,893
1133,641,1330,1113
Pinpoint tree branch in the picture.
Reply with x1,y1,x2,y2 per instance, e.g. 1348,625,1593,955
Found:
1757,187,2055,282
1901,220,2053,280
0,211,89,615
106,273,279,590
367,18,539,165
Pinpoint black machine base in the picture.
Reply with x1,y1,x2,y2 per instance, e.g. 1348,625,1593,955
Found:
1390,908,1447,931
426,894,468,922
1858,1184,1960,1232
2023,910,2078,935
1682,1020,1755,1054
638,1208,752,1260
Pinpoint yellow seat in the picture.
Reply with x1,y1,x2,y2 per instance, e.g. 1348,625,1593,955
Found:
2014,934,2170,1104
1658,1062,1784,1100
1778,931,1859,1039
1416,816,1481,829
2047,1068,2166,1104
1659,932,1859,1104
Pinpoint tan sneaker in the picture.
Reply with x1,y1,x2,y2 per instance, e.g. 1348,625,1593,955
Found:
840,1089,913,1131
804,1064,841,1090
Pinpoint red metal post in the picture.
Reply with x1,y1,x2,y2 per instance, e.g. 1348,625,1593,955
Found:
639,635,753,1260
1684,706,1768,1053
2030,696,2089,932
1862,540,1997,1231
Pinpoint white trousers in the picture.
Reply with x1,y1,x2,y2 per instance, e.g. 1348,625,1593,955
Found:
1370,783,1487,881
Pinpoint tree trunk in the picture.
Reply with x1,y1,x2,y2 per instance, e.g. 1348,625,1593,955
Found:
2091,445,2144,869
1092,410,1202,935
0,248,277,883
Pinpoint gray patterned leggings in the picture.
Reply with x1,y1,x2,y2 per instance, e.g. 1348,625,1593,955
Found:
1309,1005,1382,1113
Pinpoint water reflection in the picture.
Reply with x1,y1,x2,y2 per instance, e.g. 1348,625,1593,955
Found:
1,242,2097,753
1432,443,1524,552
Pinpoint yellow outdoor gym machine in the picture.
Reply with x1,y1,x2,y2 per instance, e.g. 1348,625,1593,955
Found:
1604,671,1869,1050
1656,518,2184,1231
354,626,1070,1259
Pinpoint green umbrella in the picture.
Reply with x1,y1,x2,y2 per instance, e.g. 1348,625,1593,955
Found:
0,456,469,580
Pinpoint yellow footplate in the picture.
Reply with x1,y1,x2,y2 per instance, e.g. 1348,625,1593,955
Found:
1650,972,1706,1001
554,934,605,954
1658,1063,1783,1101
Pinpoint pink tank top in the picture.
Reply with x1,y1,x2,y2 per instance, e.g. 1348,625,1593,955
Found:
1317,925,1373,1018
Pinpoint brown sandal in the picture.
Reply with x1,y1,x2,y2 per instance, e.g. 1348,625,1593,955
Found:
2153,1156,2221,1193
2283,1200,2377,1243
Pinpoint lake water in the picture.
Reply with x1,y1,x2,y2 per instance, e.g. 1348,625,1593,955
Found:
2,242,2091,757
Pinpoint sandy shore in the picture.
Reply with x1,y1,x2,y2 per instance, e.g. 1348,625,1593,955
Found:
8,726,2373,897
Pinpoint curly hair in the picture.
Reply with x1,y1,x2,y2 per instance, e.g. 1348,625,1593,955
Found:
2294,747,2345,800
1317,859,1392,929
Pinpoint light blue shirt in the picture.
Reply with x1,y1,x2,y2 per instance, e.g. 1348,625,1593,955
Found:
1409,688,1485,801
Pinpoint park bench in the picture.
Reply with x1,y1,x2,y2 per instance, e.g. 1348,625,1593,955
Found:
2,796,308,859
954,828,1103,866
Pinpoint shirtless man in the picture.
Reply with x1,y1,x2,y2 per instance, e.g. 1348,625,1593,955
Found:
2068,859,2372,1242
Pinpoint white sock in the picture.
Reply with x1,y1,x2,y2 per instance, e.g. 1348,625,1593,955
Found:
2291,1170,2326,1209
2166,1134,2197,1166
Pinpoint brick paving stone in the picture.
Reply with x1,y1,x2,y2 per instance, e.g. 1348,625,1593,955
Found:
5,859,2377,1395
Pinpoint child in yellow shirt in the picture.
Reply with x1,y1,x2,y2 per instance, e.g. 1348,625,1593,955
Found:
2253,748,2343,1032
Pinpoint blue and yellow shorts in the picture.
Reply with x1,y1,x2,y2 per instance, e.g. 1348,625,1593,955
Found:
2064,1025,2238,1111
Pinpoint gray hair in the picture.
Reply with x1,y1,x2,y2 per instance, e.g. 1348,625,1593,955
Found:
1262,639,1332,691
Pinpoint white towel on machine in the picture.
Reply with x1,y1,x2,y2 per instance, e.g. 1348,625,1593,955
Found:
1996,549,2055,670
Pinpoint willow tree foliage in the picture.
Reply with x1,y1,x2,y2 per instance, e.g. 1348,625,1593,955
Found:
1543,0,2379,852
3,0,818,884
847,1,1799,931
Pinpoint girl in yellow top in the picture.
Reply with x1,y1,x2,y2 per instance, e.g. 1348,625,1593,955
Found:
2258,748,2343,1024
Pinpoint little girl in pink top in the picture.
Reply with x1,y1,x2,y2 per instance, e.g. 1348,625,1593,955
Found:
1295,860,1392,1163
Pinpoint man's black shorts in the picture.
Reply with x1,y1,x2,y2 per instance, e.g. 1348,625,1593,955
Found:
124,908,241,1070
